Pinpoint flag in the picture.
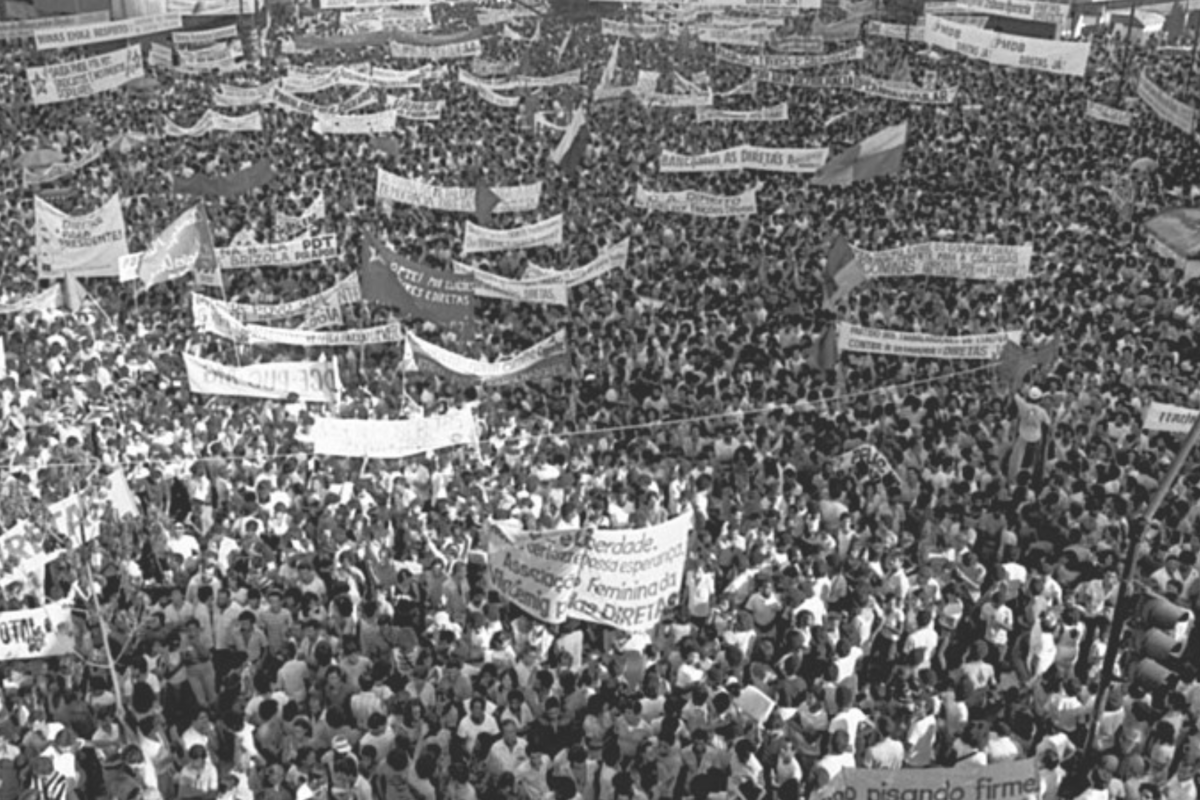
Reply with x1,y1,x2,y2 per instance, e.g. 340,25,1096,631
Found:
561,123,589,176
108,468,140,518
137,205,217,289
1165,2,1185,41
996,337,1060,392
522,87,540,129
370,135,401,158
359,234,476,331
556,26,573,62
813,122,908,187
823,236,865,307
62,274,86,313
808,325,838,371
551,107,587,166
475,182,501,226
891,58,913,85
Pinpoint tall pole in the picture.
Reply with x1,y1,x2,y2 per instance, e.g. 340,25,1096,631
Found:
1116,0,1143,104
1083,413,1200,754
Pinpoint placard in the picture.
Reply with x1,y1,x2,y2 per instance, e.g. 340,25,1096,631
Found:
184,353,340,403
837,323,1021,359
26,44,143,106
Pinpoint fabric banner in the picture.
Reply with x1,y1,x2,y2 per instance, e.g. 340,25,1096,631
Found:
320,0,434,8
698,26,776,47
216,233,339,271
1085,100,1133,127
276,193,326,240
635,186,758,217
476,85,520,107
293,26,478,51
148,42,174,69
199,303,404,347
388,39,481,60
834,444,899,480
382,95,446,120
600,19,668,38
376,169,541,213
716,44,864,70
175,159,276,198
340,7,432,34
643,91,714,109
271,86,374,116
192,275,358,327
853,241,1033,281
177,40,242,67
311,408,479,459
163,110,263,137
136,206,217,289
34,193,128,278
534,239,629,287
772,35,825,53
660,145,828,174
840,761,1039,800
925,0,1068,24
462,216,564,254
174,24,238,47
458,69,581,92
855,74,960,104
451,263,569,306
550,108,587,165
360,234,476,328
1143,401,1200,435
23,142,102,186
488,511,692,632
406,329,569,384
312,108,397,134
0,11,109,42
924,16,1090,77
837,323,1020,359
866,20,926,42
0,601,75,662
0,286,62,316
472,58,517,77
34,13,181,50
696,103,789,123
27,44,143,106
1137,72,1196,134
214,81,278,107
183,353,340,403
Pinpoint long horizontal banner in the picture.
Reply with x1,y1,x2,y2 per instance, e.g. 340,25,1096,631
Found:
406,329,569,384
184,353,341,403
476,85,520,107
0,601,74,662
35,13,182,50
174,24,238,47
462,216,564,254
457,69,581,92
0,10,109,42
376,169,541,213
177,39,242,67
1085,100,1132,127
193,276,357,328
643,91,714,109
759,71,959,105
839,761,1039,800
175,159,276,198
924,16,1090,77
854,241,1033,281
312,108,397,134
489,511,691,633
382,95,446,120
340,7,432,35
866,19,926,42
451,263,569,305
320,0,434,8
35,192,128,278
27,43,143,106
199,303,404,347
635,186,758,217
293,25,479,48
926,0,1068,24
214,81,278,107
601,19,668,38
696,102,788,123
837,323,1021,359
697,26,778,47
717,44,864,70
1137,71,1196,135
524,239,630,287
0,286,62,316
164,110,263,137
272,86,375,116
389,38,482,59
23,143,104,186
1143,401,1199,435
216,233,339,270
277,192,326,241
281,65,427,93
660,145,828,174
311,407,479,459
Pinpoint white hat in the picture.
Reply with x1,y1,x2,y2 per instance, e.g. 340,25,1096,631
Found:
1028,387,1044,401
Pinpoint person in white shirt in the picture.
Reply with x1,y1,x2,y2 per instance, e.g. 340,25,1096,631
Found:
457,697,501,757
865,717,905,769
903,609,939,672
487,720,529,779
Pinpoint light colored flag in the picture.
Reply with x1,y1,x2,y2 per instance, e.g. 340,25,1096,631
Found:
108,468,140,517
812,122,908,187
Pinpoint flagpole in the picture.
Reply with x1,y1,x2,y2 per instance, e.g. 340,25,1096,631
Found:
1116,0,1142,105
73,488,126,720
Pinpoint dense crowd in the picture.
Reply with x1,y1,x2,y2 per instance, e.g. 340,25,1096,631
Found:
1,1,1200,800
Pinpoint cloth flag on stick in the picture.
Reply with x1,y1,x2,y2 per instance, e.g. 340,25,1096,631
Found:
475,182,502,226
812,122,908,187
62,274,87,313
823,235,866,308
808,324,839,371
137,205,218,289
108,468,140,518
996,337,1060,392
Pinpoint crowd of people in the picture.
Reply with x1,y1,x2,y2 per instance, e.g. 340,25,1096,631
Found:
1,1,1200,799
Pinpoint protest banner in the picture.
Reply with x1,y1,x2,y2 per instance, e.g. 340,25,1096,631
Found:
294,27,481,51
360,234,476,329
175,159,276,198
457,69,581,92
1137,72,1196,134
1085,100,1133,127
320,0,434,8
23,143,104,187
837,323,1021,359
1143,401,1200,435
716,43,864,70
148,42,174,69
48,493,96,543
312,108,397,134
174,24,238,47
838,760,1040,800
834,444,899,481
276,192,326,240
311,407,480,459
488,511,692,632
26,44,143,106
136,206,217,289
191,276,359,327
924,0,1068,24
660,145,828,174
382,96,446,120
772,35,825,53
183,353,340,403
389,38,482,59
516,239,630,288
851,241,1032,281
476,85,520,107
462,216,564,255
35,13,181,50
695,103,789,123
0,601,75,662
177,40,242,68
340,6,432,34
214,81,278,107
34,193,128,278
216,233,339,270
550,107,587,165
697,26,777,47
924,16,1090,77
472,58,517,77
635,186,758,217
376,169,541,214
0,10,109,42
866,19,926,42
451,263,570,306
600,19,669,38
163,110,263,137
0,286,62,316
406,329,569,385
856,74,961,104
643,92,714,109
271,86,374,115
199,303,404,347
0,521,57,600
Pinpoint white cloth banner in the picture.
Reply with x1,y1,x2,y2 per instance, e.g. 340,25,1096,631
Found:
550,108,587,165
148,42,174,69
214,81,278,107
451,263,569,305
0,11,109,42
0,601,75,661
340,7,432,34
191,275,359,326
35,14,181,50
476,85,520,107
382,95,446,120
635,186,758,217
867,20,926,42
0,286,61,316
389,39,481,60
276,193,326,240
1143,402,1200,435
311,407,479,458
199,303,404,347
462,216,564,254
600,19,668,38
924,16,1090,77
27,44,143,106
405,329,569,385
523,239,629,287
319,0,432,8
489,511,692,632
834,444,899,480
163,110,263,137
660,145,828,174
184,353,341,403
926,0,1069,24
458,69,581,92
177,40,242,67
642,91,714,108
312,108,397,134
34,193,128,278
174,24,238,47
377,169,541,214
1137,71,1196,134
853,241,1033,281
716,44,864,70
696,103,789,123
216,234,339,271
1085,100,1133,127
837,323,1021,359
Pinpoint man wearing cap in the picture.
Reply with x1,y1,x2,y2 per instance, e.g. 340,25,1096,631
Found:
1010,386,1053,484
